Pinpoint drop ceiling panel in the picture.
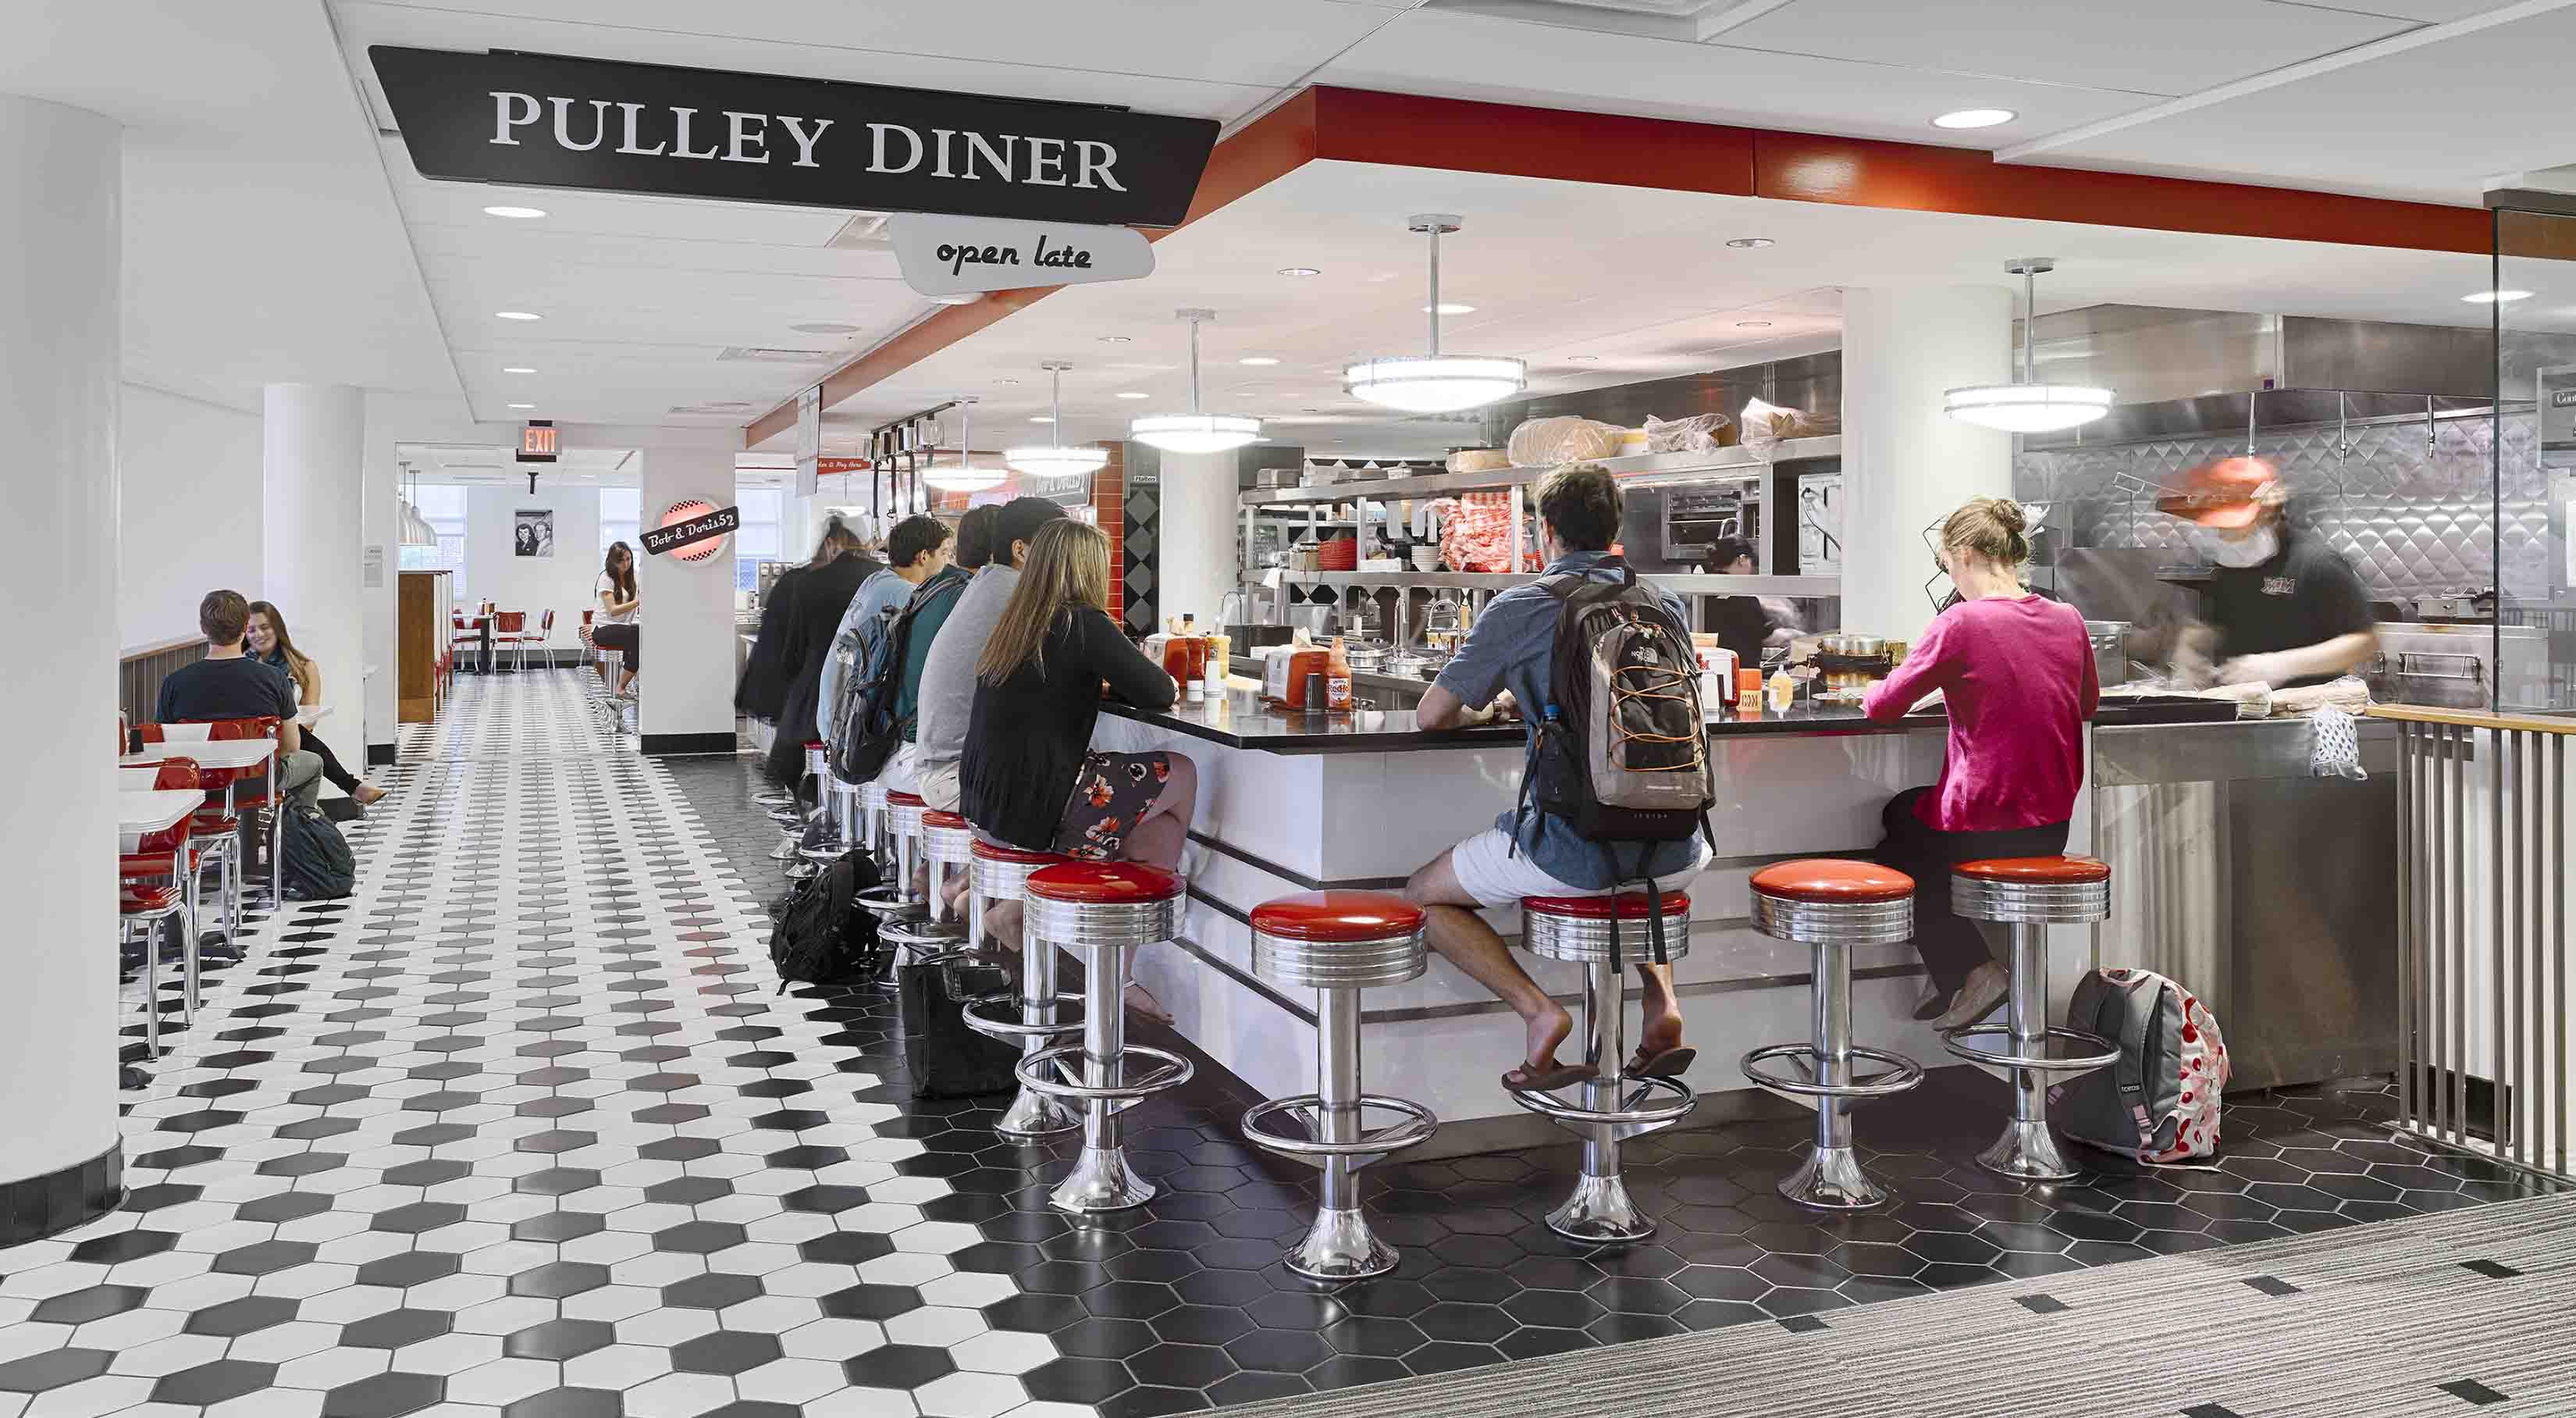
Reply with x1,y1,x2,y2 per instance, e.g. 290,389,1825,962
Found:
2029,5,2576,202
1716,0,2416,98
1323,8,2155,141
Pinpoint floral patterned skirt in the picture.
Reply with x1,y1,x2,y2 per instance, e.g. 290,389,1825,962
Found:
1053,750,1173,860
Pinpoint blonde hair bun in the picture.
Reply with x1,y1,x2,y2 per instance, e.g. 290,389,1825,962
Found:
1992,498,2027,535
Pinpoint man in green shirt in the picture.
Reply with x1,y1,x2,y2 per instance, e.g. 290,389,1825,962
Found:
878,504,993,791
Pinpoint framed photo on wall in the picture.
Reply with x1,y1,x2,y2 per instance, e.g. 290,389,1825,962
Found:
514,508,554,558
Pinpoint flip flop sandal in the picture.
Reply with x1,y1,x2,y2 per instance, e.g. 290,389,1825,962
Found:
1623,1046,1698,1081
1502,1061,1598,1093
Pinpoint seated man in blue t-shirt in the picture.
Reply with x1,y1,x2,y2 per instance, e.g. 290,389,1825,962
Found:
154,589,323,811
1405,465,1710,1094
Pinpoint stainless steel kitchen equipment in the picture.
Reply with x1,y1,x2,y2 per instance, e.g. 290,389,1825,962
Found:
2085,619,2134,688
2368,622,2550,710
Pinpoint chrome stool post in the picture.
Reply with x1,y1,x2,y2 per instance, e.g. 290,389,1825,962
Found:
1506,893,1698,1242
1742,860,1923,1211
1944,857,2121,1181
853,780,890,870
1013,864,1193,1214
1242,892,1438,1281
962,839,1083,1139
854,790,931,920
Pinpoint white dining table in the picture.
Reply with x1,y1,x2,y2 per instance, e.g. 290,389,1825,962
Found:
119,789,200,850
123,739,274,771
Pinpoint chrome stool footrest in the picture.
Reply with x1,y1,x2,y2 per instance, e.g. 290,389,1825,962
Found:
962,992,1087,1041
1508,1074,1695,1143
852,889,925,919
1241,1095,1437,1163
1738,1043,1927,1099
1016,1042,1195,1103
1940,1026,2120,1074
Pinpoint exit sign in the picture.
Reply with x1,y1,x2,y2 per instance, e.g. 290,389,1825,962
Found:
518,420,558,463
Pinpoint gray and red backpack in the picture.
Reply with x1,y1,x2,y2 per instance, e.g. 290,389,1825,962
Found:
2055,967,2230,1163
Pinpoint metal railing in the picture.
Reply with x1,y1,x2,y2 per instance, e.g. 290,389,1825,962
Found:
2376,704,2574,1178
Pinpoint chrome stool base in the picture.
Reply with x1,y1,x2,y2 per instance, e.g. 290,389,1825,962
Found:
997,1088,1083,1140
1052,1144,1157,1213
1777,1144,1888,1210
1284,1207,1399,1281
1977,1119,2076,1182
965,984,1087,1140
1548,1171,1654,1243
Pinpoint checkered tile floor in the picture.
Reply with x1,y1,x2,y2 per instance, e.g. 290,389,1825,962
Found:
9,672,2552,1418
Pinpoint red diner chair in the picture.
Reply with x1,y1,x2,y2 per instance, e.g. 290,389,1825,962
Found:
155,716,285,912
137,718,270,930
118,758,205,1056
490,611,528,673
518,609,556,673
450,610,481,677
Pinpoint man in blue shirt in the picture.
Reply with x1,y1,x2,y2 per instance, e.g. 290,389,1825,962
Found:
1407,465,1710,1092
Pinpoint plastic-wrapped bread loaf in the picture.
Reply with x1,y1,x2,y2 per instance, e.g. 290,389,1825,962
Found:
1507,416,1621,466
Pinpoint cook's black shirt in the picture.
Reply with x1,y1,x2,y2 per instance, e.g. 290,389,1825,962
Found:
2201,528,2375,688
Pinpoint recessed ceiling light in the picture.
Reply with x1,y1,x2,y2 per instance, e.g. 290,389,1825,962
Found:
1736,320,1773,328
1420,303,1475,315
928,294,980,306
1238,356,1280,366
501,366,535,374
1115,390,1149,399
1566,355,1600,363
1277,267,1321,277
1097,335,1131,344
507,403,535,410
1724,238,1774,249
789,322,862,334
994,378,1020,386
482,205,546,219
496,310,542,321
1028,415,1055,424
1932,108,2016,130
2463,289,2534,304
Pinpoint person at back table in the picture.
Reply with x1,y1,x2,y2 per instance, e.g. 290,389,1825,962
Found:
1404,464,1713,1093
155,589,323,812
247,600,386,806
1865,497,2100,1029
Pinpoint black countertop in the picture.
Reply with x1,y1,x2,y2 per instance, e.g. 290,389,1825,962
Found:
1101,692,2240,755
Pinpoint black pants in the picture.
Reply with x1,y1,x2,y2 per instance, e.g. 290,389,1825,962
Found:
594,623,639,672
1872,786,2069,999
304,729,362,796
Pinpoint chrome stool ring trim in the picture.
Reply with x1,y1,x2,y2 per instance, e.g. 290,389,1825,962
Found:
1241,1095,1438,1159
1738,1042,1927,1099
1249,930,1425,991
1520,907,1693,964
1024,893,1182,950
962,992,1088,1040
1951,875,2110,924
1015,1042,1196,1102
1750,892,1914,945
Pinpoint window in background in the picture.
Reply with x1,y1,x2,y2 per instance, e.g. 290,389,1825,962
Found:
398,483,470,601
737,487,785,595
600,487,642,561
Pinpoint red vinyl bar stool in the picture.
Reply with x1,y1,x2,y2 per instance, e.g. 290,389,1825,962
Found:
854,791,934,920
1241,892,1439,1280
1014,864,1194,1213
962,839,1084,1139
882,811,975,955
118,769,201,1060
1507,892,1698,1242
1944,857,2122,1181
1742,860,1924,1210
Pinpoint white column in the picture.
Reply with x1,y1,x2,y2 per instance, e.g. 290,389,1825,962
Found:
359,394,400,764
638,438,739,751
0,95,123,1231
262,383,366,772
1838,286,2016,642
1154,448,1238,628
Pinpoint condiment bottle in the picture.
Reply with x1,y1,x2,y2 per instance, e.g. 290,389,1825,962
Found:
1325,636,1354,713
1766,668,1795,714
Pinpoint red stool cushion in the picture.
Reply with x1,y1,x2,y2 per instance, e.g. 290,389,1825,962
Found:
1251,891,1424,942
1955,855,2110,885
1521,891,1690,920
971,839,1072,866
886,792,927,808
802,739,825,751
923,811,969,830
1750,858,1913,903
120,885,182,914
119,852,197,878
1026,861,1182,904
191,814,240,835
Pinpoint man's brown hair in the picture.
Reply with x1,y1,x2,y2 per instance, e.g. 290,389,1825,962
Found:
198,589,251,646
1534,463,1621,553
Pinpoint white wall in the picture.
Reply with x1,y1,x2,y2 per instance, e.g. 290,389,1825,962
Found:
464,485,603,653
118,383,261,650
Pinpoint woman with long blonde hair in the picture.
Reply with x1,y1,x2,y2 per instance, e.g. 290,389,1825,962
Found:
961,520,1192,1021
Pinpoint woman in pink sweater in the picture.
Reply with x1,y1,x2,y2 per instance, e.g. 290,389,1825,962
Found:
1864,498,2100,1028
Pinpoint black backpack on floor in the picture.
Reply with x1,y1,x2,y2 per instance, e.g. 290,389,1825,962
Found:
280,803,355,900
768,850,890,988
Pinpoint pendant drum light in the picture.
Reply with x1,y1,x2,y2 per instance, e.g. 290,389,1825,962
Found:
1005,363,1109,478
1344,214,1525,414
1130,308,1261,454
1943,258,2114,433
920,398,1005,493
397,462,436,547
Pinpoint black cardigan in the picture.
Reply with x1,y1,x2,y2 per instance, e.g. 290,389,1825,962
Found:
734,565,807,720
765,551,884,782
961,606,1177,850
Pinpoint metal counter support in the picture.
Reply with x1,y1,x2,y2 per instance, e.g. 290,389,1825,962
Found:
2378,705,2573,1182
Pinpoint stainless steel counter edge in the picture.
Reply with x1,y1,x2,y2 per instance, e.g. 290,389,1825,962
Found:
1101,693,2244,754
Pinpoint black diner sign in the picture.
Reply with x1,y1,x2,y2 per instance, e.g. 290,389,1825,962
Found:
369,47,1218,228
642,504,740,558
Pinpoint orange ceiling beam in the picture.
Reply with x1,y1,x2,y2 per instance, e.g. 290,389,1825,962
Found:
748,84,2488,447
